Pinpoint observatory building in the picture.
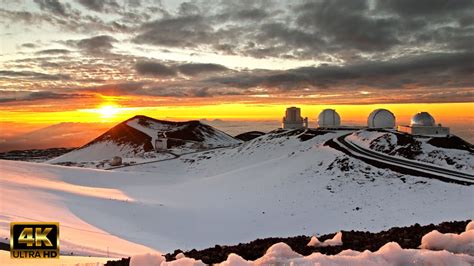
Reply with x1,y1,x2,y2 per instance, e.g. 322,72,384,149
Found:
397,112,449,136
282,107,308,129
368,109,396,128
318,109,341,128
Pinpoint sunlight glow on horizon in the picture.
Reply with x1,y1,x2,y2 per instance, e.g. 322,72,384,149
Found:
97,104,121,119
1,102,472,126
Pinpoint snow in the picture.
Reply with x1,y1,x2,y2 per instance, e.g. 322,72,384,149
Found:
130,253,206,266
467,221,474,231
227,222,474,265
47,117,240,168
308,232,343,247
130,241,474,266
0,251,115,266
420,230,474,255
130,252,166,266
0,161,155,257
126,117,241,150
126,119,166,150
47,140,174,169
48,140,139,163
307,236,322,247
1,128,473,258
348,130,474,172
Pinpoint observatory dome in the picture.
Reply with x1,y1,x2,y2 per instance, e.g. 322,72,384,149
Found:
367,109,396,128
318,109,341,127
411,112,435,126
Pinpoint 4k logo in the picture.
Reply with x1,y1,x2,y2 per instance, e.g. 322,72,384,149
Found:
10,222,59,259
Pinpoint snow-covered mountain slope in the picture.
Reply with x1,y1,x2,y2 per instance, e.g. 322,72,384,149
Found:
104,129,473,250
3,128,472,255
48,115,240,166
1,137,472,255
119,128,344,176
347,129,473,172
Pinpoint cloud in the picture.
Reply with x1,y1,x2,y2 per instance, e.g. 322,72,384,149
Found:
191,87,210,97
75,0,120,13
0,9,39,24
134,61,177,77
233,8,269,21
0,91,91,103
177,63,229,76
1,0,473,106
82,81,149,95
21,43,38,49
133,15,212,47
0,70,71,81
377,0,474,17
36,49,71,55
294,0,400,52
129,0,474,61
207,51,474,91
69,35,117,55
134,61,230,77
33,0,69,17
5,0,473,61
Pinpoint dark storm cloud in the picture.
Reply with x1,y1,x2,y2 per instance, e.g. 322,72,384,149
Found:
2,2,134,34
135,61,177,77
0,9,40,24
191,87,210,97
233,8,269,20
36,49,71,55
2,0,473,105
82,80,246,98
207,52,474,90
82,81,148,95
76,0,104,11
178,2,200,16
3,0,473,61
0,91,90,103
177,63,229,76
377,0,474,17
215,7,269,22
0,70,71,81
21,43,38,49
133,15,212,47
126,0,141,8
128,0,474,61
76,0,120,13
250,22,325,58
33,0,69,17
68,35,117,55
294,0,400,52
134,61,230,77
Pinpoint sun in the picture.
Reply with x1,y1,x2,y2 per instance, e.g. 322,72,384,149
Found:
97,104,120,119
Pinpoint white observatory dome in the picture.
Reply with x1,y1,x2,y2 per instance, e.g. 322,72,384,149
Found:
411,112,435,126
367,109,396,128
318,109,341,127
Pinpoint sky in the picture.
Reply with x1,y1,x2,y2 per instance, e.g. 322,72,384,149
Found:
0,0,473,150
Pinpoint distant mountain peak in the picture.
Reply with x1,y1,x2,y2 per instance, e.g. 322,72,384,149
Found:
49,116,241,164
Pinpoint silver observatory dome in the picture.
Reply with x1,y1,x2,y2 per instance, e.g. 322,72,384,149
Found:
318,109,341,127
411,112,436,126
367,109,396,128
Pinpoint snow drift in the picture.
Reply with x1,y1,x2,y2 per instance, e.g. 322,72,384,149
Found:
420,221,474,255
307,231,343,247
130,223,474,265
